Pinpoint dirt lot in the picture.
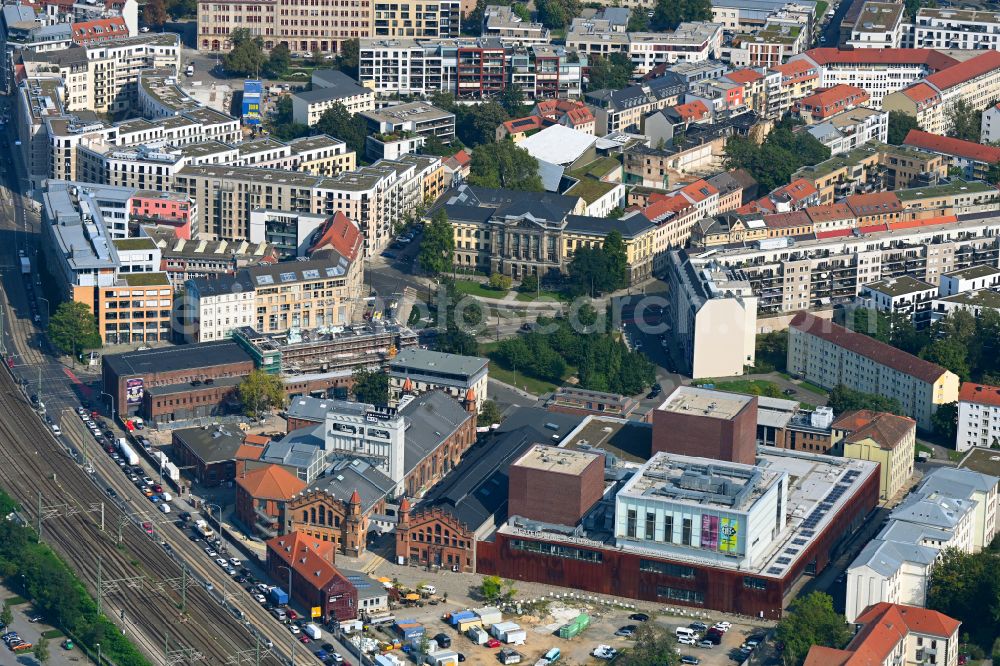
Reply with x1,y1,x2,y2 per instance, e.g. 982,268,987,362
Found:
369,598,768,666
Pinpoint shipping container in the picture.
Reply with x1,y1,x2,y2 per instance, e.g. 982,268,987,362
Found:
467,626,488,645
117,440,139,466
424,649,459,666
473,607,502,626
20,256,30,275
448,611,476,626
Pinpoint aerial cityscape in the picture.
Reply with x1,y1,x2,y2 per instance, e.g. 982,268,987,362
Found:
0,0,998,664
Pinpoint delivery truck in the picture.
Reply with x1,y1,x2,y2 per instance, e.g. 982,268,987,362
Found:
303,623,322,640
194,519,214,539
268,587,289,606
163,461,180,482
117,439,139,466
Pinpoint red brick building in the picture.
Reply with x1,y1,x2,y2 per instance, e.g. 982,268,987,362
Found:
172,426,265,487
651,387,758,465
396,499,478,572
265,532,358,621
236,464,306,537
507,445,604,527
284,488,371,557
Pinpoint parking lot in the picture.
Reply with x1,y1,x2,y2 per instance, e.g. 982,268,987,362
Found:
2,587,90,665
361,594,770,666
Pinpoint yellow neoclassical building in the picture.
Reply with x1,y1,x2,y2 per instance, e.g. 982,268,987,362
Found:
833,410,916,501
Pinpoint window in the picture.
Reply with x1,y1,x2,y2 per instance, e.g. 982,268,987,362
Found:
645,512,656,540
640,560,694,578
510,539,603,563
626,509,637,538
656,586,704,604
743,577,767,590
682,518,692,546
664,514,674,543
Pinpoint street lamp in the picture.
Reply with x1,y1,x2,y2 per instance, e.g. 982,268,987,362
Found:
277,565,295,666
99,391,117,424
96,642,101,665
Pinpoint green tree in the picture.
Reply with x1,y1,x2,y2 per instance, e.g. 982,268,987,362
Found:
947,99,981,142
166,0,197,19
519,274,539,294
587,53,635,91
142,0,168,27
478,399,502,427
927,547,1000,651
266,43,291,77
487,273,513,291
754,330,788,373
617,623,679,666
828,385,905,416
34,636,50,665
238,369,286,417
652,0,710,30
775,592,851,666
222,29,267,77
931,402,958,444
48,301,101,362
456,102,510,147
418,209,455,276
479,575,504,603
603,230,629,291
536,0,579,28
468,141,544,191
724,124,831,192
351,367,389,404
920,338,970,382
335,38,360,79
627,9,650,31
496,84,526,117
314,102,368,153
0,603,11,629
887,110,920,145
267,96,309,141
437,325,479,355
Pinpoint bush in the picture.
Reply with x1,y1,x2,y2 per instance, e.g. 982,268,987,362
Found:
487,273,513,291
520,274,538,293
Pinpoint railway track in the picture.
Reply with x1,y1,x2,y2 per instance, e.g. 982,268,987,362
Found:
0,373,286,666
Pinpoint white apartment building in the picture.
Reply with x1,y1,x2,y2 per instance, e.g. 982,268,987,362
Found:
939,264,1000,296
566,21,722,76
913,8,1000,50
789,48,959,106
958,382,1000,451
482,4,550,45
787,312,959,430
710,0,817,34
982,102,1000,143
846,467,994,622
387,348,489,412
291,72,376,126
803,107,888,155
667,250,758,379
183,273,256,343
846,1,905,49
858,275,938,323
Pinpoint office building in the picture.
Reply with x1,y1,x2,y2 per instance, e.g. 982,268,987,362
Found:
388,348,488,412
666,250,758,379
903,130,1000,182
804,107,888,156
846,1,905,49
788,312,960,430
651,386,759,465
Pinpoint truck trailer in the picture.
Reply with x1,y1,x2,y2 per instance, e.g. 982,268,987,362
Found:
117,439,139,466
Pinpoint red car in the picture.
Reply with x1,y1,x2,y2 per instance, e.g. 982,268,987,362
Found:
142,522,153,534
153,484,163,493
287,609,299,620
299,635,310,644
485,639,501,649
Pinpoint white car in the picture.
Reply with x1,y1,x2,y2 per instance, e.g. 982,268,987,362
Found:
592,645,617,660
229,557,242,567
713,622,731,632
215,558,228,568
678,636,698,645
289,625,301,635
205,547,218,557
254,594,266,604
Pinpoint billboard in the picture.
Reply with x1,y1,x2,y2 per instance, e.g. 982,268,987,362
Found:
700,515,719,550
126,378,144,404
719,517,739,553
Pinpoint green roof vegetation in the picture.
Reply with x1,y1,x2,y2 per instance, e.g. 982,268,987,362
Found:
113,238,157,251
896,179,996,200
565,177,617,205
123,272,170,287
569,156,621,181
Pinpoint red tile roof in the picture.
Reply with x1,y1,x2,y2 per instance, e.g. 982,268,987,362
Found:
925,49,1000,91
816,228,853,239
680,179,718,203
832,410,916,449
805,202,854,224
803,646,852,666
790,311,952,384
308,211,362,261
858,223,889,234
959,381,1000,407
502,115,545,134
904,129,1000,164
795,85,869,118
846,192,902,216
71,17,129,45
762,210,811,229
889,214,958,231
266,531,342,590
780,178,819,202
773,59,820,83
642,194,693,222
800,48,959,71
673,100,710,122
902,82,941,106
724,68,764,84
237,463,306,499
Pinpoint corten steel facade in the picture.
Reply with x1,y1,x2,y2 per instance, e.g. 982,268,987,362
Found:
507,449,606,527
651,395,759,465
477,467,880,618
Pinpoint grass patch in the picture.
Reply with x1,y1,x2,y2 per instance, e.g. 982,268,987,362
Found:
816,0,829,15
694,379,785,398
41,629,64,639
948,449,965,463
453,279,510,300
796,380,828,396
481,342,566,395
915,443,933,460
4,596,26,606
513,290,562,303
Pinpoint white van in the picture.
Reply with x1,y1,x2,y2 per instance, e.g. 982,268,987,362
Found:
675,627,698,641
159,503,171,514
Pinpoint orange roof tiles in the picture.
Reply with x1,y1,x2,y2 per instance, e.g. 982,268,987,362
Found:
803,646,853,666
904,129,1000,164
237,463,306,499
925,49,1000,91
502,115,545,134
815,228,853,239
266,531,341,589
673,100,710,122
889,214,958,231
795,85,869,118
959,381,1000,407
790,312,951,384
772,59,820,83
780,178,818,202
724,68,764,84
309,211,362,261
832,410,916,450
903,82,941,105
846,192,902,216
805,202,854,223
680,179,718,203
642,193,693,222
71,17,128,45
